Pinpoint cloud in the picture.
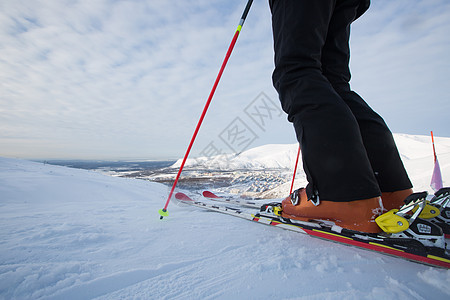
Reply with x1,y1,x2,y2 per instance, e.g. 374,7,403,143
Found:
350,0,450,135
0,0,449,159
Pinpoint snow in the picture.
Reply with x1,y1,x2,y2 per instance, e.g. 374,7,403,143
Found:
1,134,450,299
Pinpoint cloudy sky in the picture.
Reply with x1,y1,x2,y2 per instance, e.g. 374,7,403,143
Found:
1,0,449,160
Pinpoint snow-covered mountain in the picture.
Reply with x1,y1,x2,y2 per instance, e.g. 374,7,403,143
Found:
172,133,450,198
1,133,450,299
174,134,450,171
172,143,300,170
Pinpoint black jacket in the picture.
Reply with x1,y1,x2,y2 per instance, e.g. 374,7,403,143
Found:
356,0,370,19
269,0,370,20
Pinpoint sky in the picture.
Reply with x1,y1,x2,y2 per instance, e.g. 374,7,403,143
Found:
1,0,449,160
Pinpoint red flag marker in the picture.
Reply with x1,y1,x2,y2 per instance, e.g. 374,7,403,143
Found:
430,131,443,192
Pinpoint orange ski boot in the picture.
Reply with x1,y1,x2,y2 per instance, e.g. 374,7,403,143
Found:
281,188,383,233
381,188,413,212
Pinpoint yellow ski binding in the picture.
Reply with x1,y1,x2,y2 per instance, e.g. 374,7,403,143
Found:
411,201,440,219
375,209,409,233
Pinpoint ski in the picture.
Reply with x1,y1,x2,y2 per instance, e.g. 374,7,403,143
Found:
204,189,450,240
202,190,266,209
175,192,450,269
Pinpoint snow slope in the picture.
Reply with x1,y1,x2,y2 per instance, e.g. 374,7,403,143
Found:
1,134,450,299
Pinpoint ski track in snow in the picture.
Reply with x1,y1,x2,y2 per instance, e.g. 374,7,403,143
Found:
1,134,450,299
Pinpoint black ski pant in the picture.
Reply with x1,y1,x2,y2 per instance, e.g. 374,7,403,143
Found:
269,0,412,201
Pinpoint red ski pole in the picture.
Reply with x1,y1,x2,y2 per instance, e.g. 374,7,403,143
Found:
289,144,301,195
159,0,253,219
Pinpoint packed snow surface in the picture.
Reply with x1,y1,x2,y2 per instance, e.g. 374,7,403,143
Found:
1,134,450,299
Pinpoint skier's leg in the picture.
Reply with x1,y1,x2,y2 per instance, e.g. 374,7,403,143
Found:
321,0,413,209
270,0,381,202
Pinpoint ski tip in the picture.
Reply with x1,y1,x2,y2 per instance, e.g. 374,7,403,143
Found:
175,192,193,201
203,190,221,198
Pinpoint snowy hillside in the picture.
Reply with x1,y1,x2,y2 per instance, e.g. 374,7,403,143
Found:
1,136,450,298
172,144,300,170
171,134,450,198
174,134,450,172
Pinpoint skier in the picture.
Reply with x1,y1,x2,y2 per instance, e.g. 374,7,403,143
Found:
269,0,413,232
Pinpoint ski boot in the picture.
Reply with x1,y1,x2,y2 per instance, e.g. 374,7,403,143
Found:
376,192,446,253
